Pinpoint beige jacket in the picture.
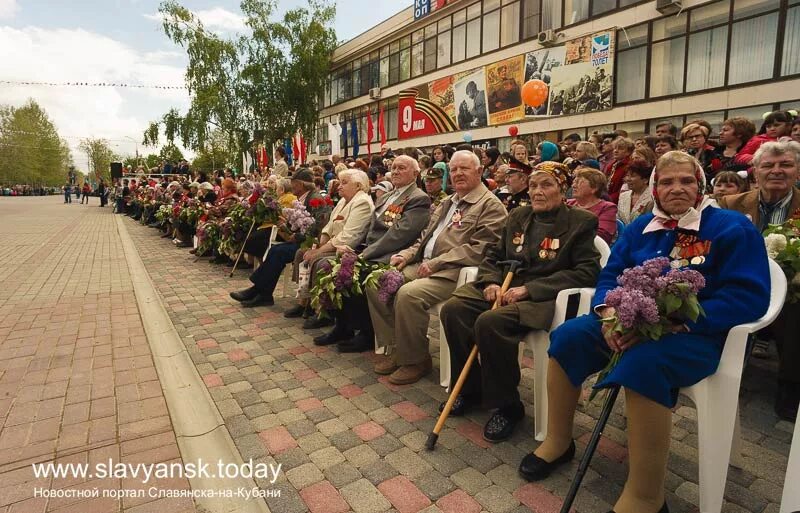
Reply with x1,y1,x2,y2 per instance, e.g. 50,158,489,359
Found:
272,159,289,178
322,190,375,249
397,183,507,281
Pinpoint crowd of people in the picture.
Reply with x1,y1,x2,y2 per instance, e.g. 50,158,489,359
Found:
2,185,60,196
116,110,799,513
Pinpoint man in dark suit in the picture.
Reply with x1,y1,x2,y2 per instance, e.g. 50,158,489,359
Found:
719,140,800,421
495,158,532,211
230,169,327,307
314,155,432,352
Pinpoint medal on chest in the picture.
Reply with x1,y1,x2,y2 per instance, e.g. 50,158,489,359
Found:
512,232,524,253
383,203,404,227
539,237,560,260
450,208,463,228
669,232,711,268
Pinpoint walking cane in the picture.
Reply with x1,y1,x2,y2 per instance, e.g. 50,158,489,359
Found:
426,259,522,451
559,384,621,513
229,218,258,277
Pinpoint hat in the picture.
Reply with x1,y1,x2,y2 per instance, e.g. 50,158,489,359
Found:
425,166,445,180
189,181,200,188
371,181,394,194
539,141,560,162
291,169,314,183
531,161,570,192
199,182,214,191
506,157,533,176
169,181,180,188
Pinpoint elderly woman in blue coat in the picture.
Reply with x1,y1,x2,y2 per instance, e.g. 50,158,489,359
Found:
520,151,771,513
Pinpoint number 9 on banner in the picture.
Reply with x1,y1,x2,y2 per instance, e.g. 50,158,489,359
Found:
402,106,413,133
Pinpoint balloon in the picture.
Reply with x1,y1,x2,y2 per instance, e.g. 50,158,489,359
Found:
521,79,549,109
462,132,473,143
508,125,519,137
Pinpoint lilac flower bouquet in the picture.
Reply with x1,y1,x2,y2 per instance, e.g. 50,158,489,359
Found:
592,257,706,400
363,264,406,304
310,252,365,316
281,201,315,235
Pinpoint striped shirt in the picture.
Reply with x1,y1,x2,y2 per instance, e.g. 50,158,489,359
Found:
758,190,794,232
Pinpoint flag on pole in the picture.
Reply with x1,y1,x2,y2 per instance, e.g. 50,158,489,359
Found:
366,109,374,156
341,118,349,158
292,130,307,166
378,104,387,148
328,118,342,157
351,116,359,158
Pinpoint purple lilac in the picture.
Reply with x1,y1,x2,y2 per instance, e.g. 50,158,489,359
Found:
655,269,706,297
377,270,405,304
605,287,660,329
318,259,333,274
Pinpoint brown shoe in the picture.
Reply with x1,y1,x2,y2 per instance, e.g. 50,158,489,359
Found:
374,354,399,375
388,359,432,385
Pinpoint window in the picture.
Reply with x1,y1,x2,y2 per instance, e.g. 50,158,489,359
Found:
424,37,437,73
592,0,616,16
379,56,389,88
564,0,587,25
483,9,500,53
387,103,398,140
615,121,646,138
452,23,466,62
500,1,520,47
542,0,562,31
728,12,779,84
522,0,540,39
615,24,647,103
650,37,686,97
685,111,725,136
389,53,400,85
399,48,410,82
411,43,424,77
783,6,800,76
438,31,451,67
686,26,727,92
466,18,481,58
352,67,361,98
727,104,773,129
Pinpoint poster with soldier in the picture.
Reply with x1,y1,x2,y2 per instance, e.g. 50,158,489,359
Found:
453,68,488,130
547,31,614,116
485,55,525,125
523,47,565,116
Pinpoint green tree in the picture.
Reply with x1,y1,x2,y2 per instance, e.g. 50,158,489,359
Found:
190,128,234,173
0,99,72,186
143,0,336,157
79,138,117,184
159,143,184,163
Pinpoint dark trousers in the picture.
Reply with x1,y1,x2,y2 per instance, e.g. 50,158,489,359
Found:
334,292,375,337
770,302,800,383
249,242,300,298
439,294,529,409
244,230,269,259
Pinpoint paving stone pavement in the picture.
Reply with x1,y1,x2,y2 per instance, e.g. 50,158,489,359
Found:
0,197,197,513
121,204,795,512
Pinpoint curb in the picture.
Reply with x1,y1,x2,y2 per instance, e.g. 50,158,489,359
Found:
116,217,271,513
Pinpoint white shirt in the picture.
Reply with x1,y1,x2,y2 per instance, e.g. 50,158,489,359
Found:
376,183,413,217
423,195,459,260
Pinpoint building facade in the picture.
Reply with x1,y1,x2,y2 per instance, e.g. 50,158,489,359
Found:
316,0,799,156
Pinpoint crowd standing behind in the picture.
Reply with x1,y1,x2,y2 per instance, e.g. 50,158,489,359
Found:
95,110,799,513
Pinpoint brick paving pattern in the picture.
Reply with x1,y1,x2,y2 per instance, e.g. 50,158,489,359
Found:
119,206,795,513
0,198,196,513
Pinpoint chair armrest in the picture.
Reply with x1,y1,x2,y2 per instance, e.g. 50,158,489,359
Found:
457,266,479,287
551,288,595,330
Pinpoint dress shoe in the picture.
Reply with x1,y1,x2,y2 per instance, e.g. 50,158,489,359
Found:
230,287,259,302
607,502,669,513
313,328,354,346
240,294,274,307
438,394,473,417
388,358,432,385
211,255,231,265
161,232,173,238
483,401,525,442
189,248,198,255
373,354,398,375
519,440,576,481
283,304,307,318
338,332,373,353
303,315,335,330
775,381,800,422
236,260,254,270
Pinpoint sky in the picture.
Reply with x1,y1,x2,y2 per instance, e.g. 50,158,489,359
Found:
0,0,409,173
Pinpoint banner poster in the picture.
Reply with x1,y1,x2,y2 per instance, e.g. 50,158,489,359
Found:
524,47,566,116
548,30,614,116
398,82,458,140
453,68,488,130
485,55,525,125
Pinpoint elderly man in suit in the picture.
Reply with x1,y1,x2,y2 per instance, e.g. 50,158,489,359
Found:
367,150,507,385
719,140,800,421
440,162,601,442
229,169,328,307
314,155,432,351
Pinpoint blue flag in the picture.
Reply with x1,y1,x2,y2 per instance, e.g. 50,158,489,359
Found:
351,116,359,158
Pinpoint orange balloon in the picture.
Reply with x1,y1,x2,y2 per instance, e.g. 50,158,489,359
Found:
521,79,549,109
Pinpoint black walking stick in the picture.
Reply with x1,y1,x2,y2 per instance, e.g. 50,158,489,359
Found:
426,259,522,451
559,384,621,513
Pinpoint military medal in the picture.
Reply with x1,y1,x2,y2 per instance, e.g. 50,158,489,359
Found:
512,232,524,253
539,237,559,260
450,208,462,228
670,233,711,268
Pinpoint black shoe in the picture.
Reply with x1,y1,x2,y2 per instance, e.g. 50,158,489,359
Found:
230,287,259,302
438,394,472,417
237,261,253,269
314,328,354,346
240,294,274,308
607,501,669,513
775,381,800,422
519,440,576,481
284,304,307,318
161,232,173,238
211,255,231,265
337,332,373,353
483,402,525,442
303,315,334,330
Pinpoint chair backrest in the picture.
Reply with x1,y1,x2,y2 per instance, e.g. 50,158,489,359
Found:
594,236,611,268
763,258,788,327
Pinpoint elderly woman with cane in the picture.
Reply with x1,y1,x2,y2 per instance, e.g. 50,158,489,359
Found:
436,162,601,443
524,151,770,513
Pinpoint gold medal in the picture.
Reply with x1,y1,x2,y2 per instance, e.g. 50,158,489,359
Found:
690,256,705,265
516,245,523,253
512,236,521,245
670,259,682,269
539,249,548,259
548,250,557,260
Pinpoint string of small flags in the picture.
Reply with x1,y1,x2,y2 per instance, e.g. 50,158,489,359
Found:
0,80,186,90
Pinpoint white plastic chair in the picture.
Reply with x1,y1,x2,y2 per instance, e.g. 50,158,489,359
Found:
780,414,800,513
526,236,611,440
434,266,479,387
531,258,786,513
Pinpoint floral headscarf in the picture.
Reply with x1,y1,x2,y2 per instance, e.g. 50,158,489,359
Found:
530,161,569,193
644,151,715,233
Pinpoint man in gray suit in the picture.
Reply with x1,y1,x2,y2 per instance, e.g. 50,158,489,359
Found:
367,150,507,384
314,155,432,352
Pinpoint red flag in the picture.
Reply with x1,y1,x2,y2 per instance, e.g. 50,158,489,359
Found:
366,109,374,156
378,104,387,148
292,131,306,165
